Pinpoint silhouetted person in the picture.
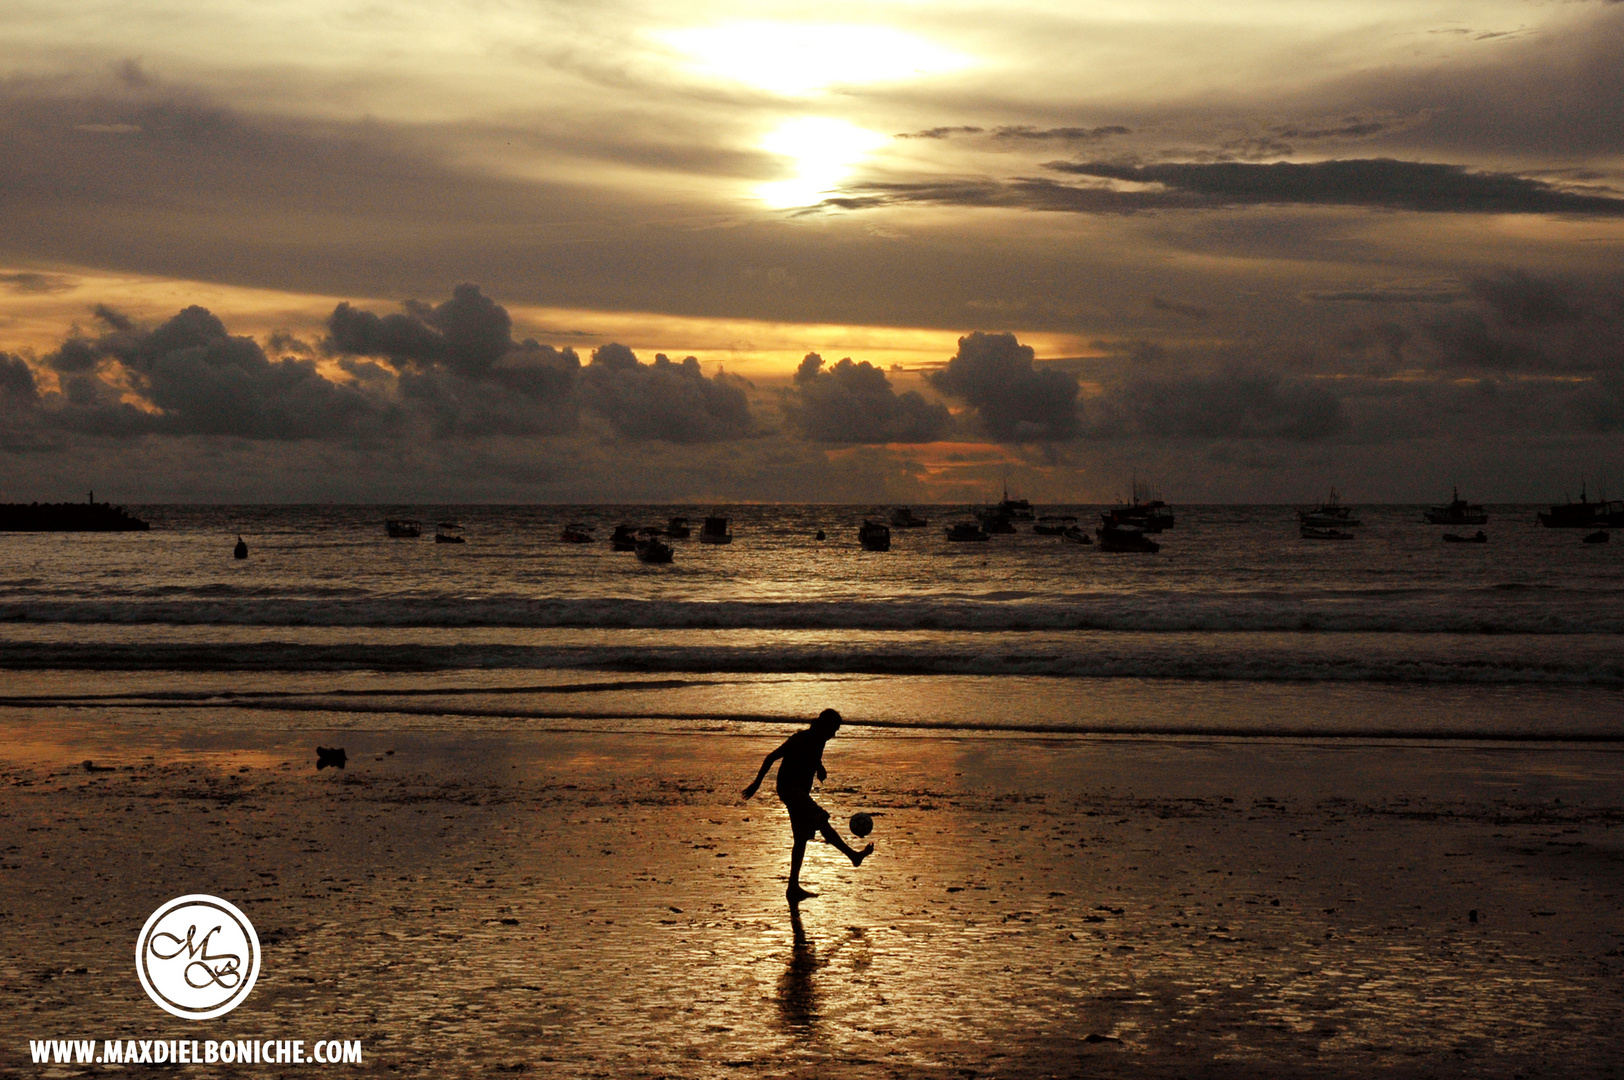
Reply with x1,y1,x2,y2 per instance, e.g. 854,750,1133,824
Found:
744,708,872,904
234,536,248,560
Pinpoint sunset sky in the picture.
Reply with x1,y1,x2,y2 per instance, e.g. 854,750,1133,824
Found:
2,0,1622,503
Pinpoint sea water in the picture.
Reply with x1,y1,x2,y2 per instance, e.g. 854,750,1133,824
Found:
1,503,1620,741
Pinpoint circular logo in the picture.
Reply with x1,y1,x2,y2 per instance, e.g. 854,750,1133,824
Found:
136,895,260,1020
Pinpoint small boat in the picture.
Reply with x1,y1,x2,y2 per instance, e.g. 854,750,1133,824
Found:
635,537,674,563
699,516,733,544
1300,525,1355,540
560,523,594,543
889,507,929,528
385,519,422,538
1033,515,1077,536
1584,530,1611,544
1096,524,1159,552
1060,525,1092,545
858,520,891,551
434,529,465,544
944,522,989,542
974,508,1017,534
1442,531,1488,544
1424,487,1488,526
1538,484,1624,528
665,517,692,539
609,524,638,551
1299,490,1359,528
233,536,248,559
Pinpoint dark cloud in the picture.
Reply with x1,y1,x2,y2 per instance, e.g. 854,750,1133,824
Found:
992,125,1131,141
929,332,1079,441
1150,296,1212,320
1105,370,1349,442
0,354,38,408
0,272,76,295
1046,159,1624,215
893,125,1130,143
580,345,752,443
327,283,517,379
895,126,985,140
827,160,1624,217
1306,287,1463,304
41,305,385,439
325,284,582,437
781,353,950,444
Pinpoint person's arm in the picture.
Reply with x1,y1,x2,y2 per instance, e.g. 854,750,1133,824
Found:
742,744,786,798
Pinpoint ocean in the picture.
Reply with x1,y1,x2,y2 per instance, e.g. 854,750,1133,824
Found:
1,502,1621,743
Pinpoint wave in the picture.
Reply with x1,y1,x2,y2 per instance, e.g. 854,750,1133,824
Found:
4,596,1624,634
2,639,1622,685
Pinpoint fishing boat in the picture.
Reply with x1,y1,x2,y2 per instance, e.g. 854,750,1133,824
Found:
385,519,422,538
1060,525,1092,545
1424,487,1488,525
635,536,674,563
889,507,929,528
665,517,692,539
560,523,594,543
990,484,1034,521
1299,489,1360,528
858,520,891,551
434,521,465,544
1104,479,1174,532
699,516,733,544
1300,525,1355,540
1096,523,1160,552
944,522,989,542
1442,531,1487,544
609,524,638,551
1537,484,1624,528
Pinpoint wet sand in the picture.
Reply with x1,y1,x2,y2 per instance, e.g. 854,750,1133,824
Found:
3,716,1624,1078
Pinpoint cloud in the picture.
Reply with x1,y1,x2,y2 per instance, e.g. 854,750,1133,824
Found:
928,332,1079,441
1105,370,1349,442
37,304,387,439
0,353,39,408
781,353,950,443
1306,286,1463,304
325,284,582,437
580,345,753,443
826,160,1624,217
327,283,519,379
0,272,76,295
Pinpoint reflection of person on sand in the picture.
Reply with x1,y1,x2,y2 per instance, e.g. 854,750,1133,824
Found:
743,708,873,904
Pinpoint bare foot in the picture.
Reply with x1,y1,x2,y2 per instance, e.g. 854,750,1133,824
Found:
787,885,818,904
850,843,874,867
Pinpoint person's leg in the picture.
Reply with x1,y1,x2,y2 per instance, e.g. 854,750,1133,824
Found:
787,835,816,902
817,822,873,866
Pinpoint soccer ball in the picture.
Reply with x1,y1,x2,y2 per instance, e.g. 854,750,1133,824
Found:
849,812,874,837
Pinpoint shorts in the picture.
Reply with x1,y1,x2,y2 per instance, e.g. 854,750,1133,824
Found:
781,792,830,841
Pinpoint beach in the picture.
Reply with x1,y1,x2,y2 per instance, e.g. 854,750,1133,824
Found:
5,708,1623,1078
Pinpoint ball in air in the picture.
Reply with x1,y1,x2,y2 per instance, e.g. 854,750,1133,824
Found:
849,812,874,837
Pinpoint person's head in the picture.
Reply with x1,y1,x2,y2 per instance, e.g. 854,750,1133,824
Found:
812,708,842,736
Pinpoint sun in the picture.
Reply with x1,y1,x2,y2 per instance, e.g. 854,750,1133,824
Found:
756,117,888,209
